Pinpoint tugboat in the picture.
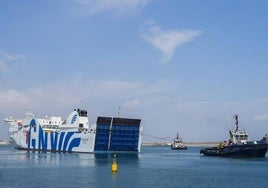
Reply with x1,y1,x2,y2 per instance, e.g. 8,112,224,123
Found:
171,133,187,150
200,115,268,158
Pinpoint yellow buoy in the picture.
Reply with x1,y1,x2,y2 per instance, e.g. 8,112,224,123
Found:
111,153,118,172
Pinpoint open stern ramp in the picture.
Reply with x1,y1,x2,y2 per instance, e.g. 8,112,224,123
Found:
94,117,142,152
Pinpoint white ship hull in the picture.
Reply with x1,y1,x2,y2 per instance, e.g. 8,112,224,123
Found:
6,109,142,153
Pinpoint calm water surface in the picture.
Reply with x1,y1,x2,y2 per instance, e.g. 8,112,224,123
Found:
0,145,267,188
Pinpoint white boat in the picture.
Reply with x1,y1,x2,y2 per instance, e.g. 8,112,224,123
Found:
5,109,143,153
171,133,187,150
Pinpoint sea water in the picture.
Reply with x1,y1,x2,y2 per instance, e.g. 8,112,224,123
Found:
0,145,267,188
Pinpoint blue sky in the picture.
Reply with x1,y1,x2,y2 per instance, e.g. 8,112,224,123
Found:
1,0,268,142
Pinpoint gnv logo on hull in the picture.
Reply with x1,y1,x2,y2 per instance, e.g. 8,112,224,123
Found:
27,119,81,152
71,114,78,124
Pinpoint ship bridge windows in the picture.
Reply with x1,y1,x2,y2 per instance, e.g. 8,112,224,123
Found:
235,134,248,141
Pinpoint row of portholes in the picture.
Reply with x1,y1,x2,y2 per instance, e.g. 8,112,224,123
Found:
42,120,62,125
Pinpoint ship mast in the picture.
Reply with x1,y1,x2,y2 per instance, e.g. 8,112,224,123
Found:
117,106,121,118
234,114,238,133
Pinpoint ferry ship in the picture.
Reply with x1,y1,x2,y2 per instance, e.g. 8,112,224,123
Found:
4,109,142,153
200,115,268,158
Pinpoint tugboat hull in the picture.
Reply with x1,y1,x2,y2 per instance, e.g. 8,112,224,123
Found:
200,142,268,158
171,145,187,150
200,115,268,158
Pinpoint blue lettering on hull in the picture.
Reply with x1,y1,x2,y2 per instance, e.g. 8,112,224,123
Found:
63,132,75,151
50,132,58,151
28,119,81,152
39,129,48,151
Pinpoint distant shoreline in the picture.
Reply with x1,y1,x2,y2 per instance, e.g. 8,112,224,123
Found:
0,140,218,147
142,142,218,147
